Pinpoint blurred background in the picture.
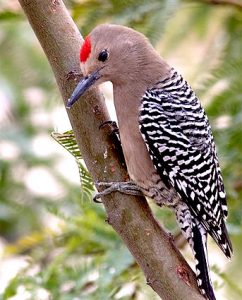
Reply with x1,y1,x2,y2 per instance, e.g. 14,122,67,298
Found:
0,0,242,299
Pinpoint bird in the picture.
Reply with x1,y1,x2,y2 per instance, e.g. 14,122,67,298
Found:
67,24,232,300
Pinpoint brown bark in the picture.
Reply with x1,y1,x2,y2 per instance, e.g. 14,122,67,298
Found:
18,1,204,299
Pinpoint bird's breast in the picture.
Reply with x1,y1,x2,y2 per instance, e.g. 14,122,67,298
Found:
113,86,161,190
118,113,158,187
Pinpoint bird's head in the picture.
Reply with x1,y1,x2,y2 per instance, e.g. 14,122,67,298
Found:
67,24,163,108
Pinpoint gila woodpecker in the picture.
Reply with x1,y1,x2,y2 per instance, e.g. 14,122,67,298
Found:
67,24,232,300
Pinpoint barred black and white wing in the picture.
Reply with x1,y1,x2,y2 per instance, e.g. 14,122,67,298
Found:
139,70,232,299
138,70,232,258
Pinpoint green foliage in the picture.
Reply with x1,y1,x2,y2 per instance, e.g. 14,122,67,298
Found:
2,203,139,300
52,130,94,201
0,10,22,21
1,0,242,299
198,9,242,230
71,0,179,44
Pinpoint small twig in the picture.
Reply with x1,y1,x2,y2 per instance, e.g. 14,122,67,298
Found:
204,0,242,9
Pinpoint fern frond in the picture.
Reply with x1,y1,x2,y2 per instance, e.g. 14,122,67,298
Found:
51,130,94,201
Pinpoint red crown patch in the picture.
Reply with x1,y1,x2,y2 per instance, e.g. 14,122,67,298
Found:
80,36,91,63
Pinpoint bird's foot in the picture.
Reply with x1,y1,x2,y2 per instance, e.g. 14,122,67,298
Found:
99,120,119,136
93,181,143,203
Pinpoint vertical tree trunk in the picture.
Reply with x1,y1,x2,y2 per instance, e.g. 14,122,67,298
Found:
18,1,204,299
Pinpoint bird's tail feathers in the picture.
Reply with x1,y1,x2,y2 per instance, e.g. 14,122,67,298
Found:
175,204,216,300
193,221,216,300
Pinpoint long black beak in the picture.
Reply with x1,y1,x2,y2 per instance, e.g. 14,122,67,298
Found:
66,70,101,109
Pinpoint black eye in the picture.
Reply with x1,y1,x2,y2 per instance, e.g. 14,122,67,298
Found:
98,49,109,62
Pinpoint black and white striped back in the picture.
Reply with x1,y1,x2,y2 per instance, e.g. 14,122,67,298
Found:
138,68,232,300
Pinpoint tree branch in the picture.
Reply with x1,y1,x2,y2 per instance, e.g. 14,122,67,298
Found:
204,0,242,9
18,1,204,299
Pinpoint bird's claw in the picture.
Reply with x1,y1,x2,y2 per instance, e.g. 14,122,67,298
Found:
93,181,116,203
93,181,143,203
93,193,103,203
99,120,119,134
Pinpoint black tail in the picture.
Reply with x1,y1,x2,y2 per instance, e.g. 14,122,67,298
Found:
175,204,216,300
193,221,216,300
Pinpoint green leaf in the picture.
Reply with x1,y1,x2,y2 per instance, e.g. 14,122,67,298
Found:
51,130,94,201
0,11,23,21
